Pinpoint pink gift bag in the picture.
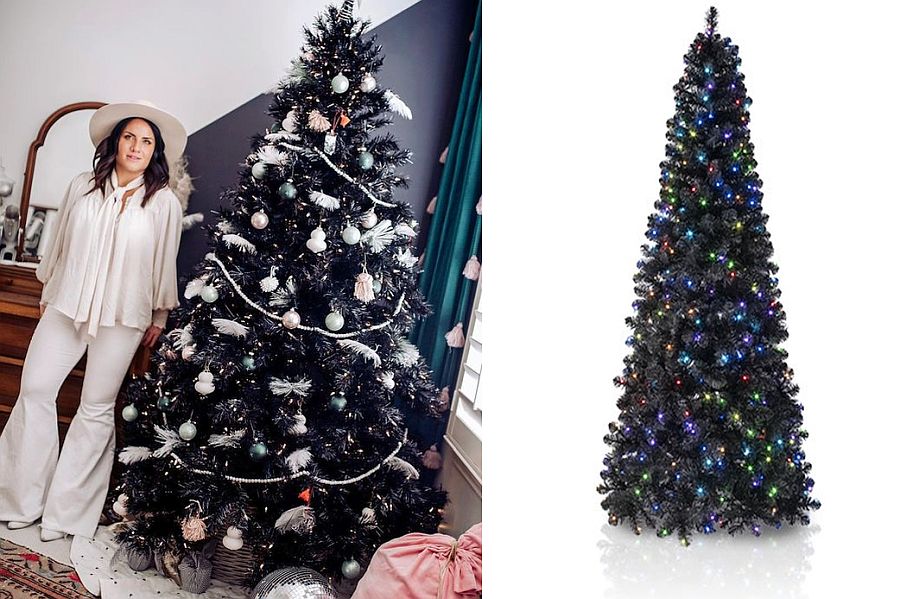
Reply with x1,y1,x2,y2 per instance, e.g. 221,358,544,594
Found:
352,522,482,599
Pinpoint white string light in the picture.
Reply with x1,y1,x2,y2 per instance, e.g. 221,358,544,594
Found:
206,252,406,339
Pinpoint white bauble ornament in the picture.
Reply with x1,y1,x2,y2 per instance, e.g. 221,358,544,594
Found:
306,227,327,253
251,162,267,179
372,278,382,294
282,309,301,329
282,109,299,133
200,285,219,303
251,211,269,230
361,210,377,229
342,559,361,579
331,73,350,93
122,404,139,422
198,371,214,384
179,421,198,441
342,225,361,245
325,311,344,331
360,74,377,92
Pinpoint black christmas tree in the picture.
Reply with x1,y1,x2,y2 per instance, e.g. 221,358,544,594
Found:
113,1,445,587
597,7,819,544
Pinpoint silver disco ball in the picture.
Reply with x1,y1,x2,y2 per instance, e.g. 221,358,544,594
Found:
252,567,337,599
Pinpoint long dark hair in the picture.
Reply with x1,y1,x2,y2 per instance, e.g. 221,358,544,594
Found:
86,117,169,207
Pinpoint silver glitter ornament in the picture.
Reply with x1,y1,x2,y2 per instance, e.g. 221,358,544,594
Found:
251,567,337,599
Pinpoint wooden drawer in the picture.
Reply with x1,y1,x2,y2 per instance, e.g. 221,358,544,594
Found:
0,265,42,300
0,358,85,425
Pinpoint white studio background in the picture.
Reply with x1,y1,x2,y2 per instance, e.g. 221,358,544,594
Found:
486,1,899,598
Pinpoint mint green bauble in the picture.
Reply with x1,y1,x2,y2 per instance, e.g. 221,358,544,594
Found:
358,151,374,170
329,394,348,411
179,421,197,441
200,285,219,303
325,311,344,331
249,442,268,460
122,404,139,422
331,73,350,93
278,181,298,200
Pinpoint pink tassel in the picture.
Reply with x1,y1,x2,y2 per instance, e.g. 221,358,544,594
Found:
427,196,437,214
354,271,375,303
436,386,451,412
475,195,482,215
462,255,481,280
422,444,443,470
439,146,448,164
445,322,465,348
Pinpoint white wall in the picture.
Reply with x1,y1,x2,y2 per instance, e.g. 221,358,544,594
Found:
490,1,900,598
0,0,419,194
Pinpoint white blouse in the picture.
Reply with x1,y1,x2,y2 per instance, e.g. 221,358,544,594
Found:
36,169,182,338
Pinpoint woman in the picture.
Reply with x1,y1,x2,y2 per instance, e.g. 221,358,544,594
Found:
0,100,186,542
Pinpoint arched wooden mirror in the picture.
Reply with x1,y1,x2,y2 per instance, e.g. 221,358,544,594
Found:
15,102,105,263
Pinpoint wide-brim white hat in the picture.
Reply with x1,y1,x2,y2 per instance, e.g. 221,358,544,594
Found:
89,100,187,168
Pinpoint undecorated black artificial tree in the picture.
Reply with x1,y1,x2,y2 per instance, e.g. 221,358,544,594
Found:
597,7,819,544
112,0,445,588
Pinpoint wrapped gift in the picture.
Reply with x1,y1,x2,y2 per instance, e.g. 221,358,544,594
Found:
352,523,481,599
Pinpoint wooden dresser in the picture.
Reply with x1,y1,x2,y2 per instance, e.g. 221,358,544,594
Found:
0,262,148,443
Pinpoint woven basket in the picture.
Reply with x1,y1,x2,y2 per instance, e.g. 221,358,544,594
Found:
211,533,257,587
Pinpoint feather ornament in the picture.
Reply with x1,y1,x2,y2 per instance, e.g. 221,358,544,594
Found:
119,446,152,464
270,377,312,397
211,318,249,338
274,505,315,533
338,339,382,367
384,89,412,120
309,191,340,210
361,219,395,253
223,234,257,254
209,429,246,448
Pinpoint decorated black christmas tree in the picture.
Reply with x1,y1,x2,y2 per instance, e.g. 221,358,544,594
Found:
597,7,819,544
113,1,445,587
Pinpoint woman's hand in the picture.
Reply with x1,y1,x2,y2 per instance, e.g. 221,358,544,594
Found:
142,324,163,348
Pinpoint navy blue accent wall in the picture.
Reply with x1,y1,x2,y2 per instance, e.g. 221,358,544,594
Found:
177,0,478,283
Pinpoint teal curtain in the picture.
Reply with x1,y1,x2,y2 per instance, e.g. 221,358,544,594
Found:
411,1,482,394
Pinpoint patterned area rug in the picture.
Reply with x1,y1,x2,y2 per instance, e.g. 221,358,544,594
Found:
0,538,92,598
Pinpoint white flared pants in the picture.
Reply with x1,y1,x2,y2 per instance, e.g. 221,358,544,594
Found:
0,306,143,537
